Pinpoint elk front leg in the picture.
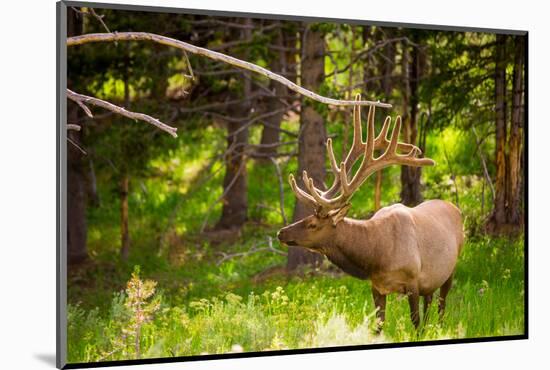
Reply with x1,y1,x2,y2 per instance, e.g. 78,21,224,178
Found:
407,285,420,329
371,287,386,333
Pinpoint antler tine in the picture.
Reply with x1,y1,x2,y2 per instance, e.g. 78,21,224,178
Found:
302,170,323,198
324,94,366,199
343,115,435,199
374,115,436,169
301,170,346,212
289,174,318,210
374,116,391,150
375,115,420,155
289,97,435,218
365,104,376,161
385,115,402,157
326,138,340,175
304,176,332,207
339,162,350,196
350,94,363,151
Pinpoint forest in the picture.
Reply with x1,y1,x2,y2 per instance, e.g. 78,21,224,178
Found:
65,6,526,364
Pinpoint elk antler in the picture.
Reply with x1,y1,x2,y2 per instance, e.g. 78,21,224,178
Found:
289,94,435,217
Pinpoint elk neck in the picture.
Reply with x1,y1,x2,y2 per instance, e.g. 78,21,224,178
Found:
321,217,380,279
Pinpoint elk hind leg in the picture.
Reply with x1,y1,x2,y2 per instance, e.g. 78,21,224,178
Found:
371,287,386,334
438,274,454,320
407,285,420,329
423,294,433,323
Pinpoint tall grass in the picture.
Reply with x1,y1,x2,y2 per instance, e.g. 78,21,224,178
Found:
68,124,524,363
67,234,524,363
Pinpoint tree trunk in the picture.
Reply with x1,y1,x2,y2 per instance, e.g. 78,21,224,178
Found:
215,19,252,230
400,36,423,206
120,47,132,260
67,107,88,264
362,26,377,94
258,25,290,160
487,34,509,233
287,26,326,271
67,7,88,265
372,28,396,211
506,35,525,227
120,173,130,260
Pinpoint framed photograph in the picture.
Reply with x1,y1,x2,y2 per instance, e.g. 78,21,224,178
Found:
57,1,527,368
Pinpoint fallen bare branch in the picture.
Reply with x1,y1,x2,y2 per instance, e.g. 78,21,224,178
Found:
67,32,392,108
66,89,178,137
216,236,286,265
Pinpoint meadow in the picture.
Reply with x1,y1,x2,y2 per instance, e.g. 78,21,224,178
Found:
66,125,525,363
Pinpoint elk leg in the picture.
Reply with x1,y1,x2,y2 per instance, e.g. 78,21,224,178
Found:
423,294,433,323
407,286,420,329
438,274,454,319
371,287,386,333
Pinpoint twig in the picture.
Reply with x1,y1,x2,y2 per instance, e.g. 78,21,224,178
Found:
66,89,178,137
216,236,287,265
71,7,111,33
326,37,408,78
67,32,392,108
177,93,263,114
74,98,93,118
442,144,460,208
67,124,81,131
228,104,297,139
269,157,288,224
182,50,194,81
207,111,298,138
89,8,111,34
67,137,87,155
250,151,296,159
472,126,495,201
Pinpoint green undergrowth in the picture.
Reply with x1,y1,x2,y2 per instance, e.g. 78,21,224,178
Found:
67,123,524,363
67,233,524,363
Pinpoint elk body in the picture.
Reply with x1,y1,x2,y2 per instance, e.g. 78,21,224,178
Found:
278,96,464,329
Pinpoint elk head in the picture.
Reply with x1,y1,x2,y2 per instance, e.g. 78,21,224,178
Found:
278,94,435,250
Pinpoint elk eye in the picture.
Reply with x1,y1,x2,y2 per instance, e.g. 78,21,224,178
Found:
307,223,317,229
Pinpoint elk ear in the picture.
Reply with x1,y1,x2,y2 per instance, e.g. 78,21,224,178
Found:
328,204,351,226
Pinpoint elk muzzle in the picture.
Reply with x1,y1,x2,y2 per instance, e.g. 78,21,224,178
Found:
277,227,299,246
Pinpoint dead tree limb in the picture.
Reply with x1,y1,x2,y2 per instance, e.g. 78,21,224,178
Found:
66,89,178,137
67,32,392,108
67,124,81,131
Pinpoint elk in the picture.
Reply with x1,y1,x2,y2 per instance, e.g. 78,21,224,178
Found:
277,95,464,329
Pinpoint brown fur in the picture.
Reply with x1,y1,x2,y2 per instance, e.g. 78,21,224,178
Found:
278,199,464,329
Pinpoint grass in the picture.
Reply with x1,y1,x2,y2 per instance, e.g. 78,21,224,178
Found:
67,231,524,363
66,124,525,363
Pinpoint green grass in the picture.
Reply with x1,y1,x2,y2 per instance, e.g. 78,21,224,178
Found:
67,232,524,363
67,124,524,363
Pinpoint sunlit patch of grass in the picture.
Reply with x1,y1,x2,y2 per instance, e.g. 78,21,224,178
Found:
67,232,524,363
